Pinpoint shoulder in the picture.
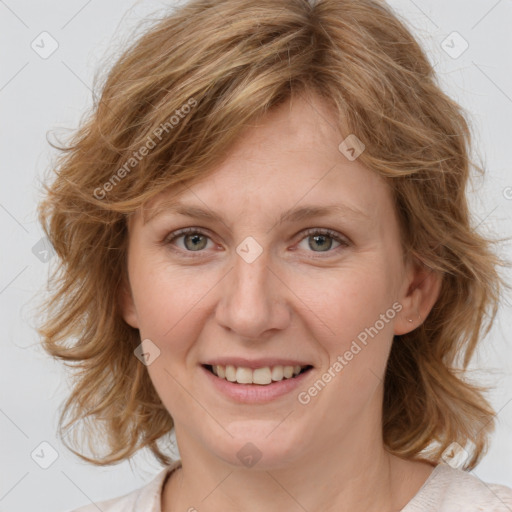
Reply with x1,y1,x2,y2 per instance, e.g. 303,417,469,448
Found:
65,461,181,512
404,463,512,512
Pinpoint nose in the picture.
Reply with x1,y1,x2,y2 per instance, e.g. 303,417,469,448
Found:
214,246,291,340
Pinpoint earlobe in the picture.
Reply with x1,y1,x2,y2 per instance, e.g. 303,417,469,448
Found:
394,258,442,336
118,276,139,329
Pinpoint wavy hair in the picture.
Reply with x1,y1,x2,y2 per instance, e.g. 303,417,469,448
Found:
36,0,510,469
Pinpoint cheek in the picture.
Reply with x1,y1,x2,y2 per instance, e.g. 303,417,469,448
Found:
129,260,219,355
129,265,214,416
310,263,398,339
304,270,396,408
129,246,188,318
307,265,399,399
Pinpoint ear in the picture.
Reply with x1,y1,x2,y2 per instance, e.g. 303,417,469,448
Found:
118,271,139,329
394,256,442,336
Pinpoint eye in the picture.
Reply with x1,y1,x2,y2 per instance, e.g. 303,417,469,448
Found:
164,227,214,255
163,227,350,258
295,228,349,256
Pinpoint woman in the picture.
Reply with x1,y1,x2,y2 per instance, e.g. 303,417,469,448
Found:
37,0,512,510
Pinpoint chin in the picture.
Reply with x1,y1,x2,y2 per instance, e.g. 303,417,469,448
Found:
206,424,304,470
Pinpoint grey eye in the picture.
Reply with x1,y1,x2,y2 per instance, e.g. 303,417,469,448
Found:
297,230,344,253
182,233,209,251
307,234,335,252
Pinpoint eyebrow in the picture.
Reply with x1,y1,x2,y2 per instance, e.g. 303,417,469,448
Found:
144,200,369,227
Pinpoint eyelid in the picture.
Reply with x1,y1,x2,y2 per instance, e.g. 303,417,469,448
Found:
162,226,350,258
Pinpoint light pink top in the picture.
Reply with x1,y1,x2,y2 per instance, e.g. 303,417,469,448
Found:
68,460,512,511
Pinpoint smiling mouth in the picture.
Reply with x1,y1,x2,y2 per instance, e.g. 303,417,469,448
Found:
203,364,313,386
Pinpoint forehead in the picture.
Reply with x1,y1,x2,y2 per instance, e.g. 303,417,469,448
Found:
138,94,394,228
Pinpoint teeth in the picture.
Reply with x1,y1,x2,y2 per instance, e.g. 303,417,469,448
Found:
210,364,306,385
253,367,272,384
271,365,284,381
283,366,294,379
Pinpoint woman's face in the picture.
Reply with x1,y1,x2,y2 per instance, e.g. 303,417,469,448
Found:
121,94,437,469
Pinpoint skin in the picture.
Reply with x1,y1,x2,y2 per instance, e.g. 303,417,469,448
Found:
120,92,442,512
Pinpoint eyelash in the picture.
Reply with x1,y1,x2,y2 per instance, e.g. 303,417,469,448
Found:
163,227,350,259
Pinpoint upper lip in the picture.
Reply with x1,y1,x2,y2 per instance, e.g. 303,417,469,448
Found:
202,357,314,369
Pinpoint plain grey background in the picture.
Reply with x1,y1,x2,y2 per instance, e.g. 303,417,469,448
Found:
1,1,511,511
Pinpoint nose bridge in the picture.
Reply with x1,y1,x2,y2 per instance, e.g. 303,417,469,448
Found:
215,241,289,338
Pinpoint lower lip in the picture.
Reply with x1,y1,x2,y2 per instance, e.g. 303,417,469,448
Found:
201,365,313,404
